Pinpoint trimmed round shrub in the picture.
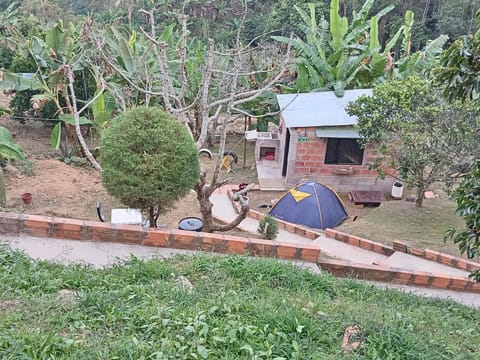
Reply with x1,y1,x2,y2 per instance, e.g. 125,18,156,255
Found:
101,106,200,217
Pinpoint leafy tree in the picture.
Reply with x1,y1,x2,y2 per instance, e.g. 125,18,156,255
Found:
436,0,478,39
101,106,200,227
444,162,480,281
347,77,480,207
436,22,480,275
435,33,480,101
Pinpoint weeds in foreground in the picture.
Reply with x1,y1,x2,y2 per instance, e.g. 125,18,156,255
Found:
0,246,479,359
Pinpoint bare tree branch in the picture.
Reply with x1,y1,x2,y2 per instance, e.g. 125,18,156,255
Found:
65,65,102,171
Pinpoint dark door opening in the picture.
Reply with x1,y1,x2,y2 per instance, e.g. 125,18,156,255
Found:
282,129,291,176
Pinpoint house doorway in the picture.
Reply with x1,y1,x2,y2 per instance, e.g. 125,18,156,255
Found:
282,129,291,176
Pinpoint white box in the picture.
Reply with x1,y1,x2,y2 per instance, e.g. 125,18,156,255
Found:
111,208,143,225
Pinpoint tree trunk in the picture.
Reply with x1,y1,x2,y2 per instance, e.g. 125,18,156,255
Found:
415,185,425,207
0,168,5,207
194,171,250,233
149,206,155,228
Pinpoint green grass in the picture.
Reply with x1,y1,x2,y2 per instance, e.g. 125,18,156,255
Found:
0,245,479,359
337,194,469,258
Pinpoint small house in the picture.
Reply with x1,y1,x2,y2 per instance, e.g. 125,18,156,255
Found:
253,89,395,192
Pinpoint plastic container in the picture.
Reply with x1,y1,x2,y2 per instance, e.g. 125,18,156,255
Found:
178,217,203,232
391,182,404,199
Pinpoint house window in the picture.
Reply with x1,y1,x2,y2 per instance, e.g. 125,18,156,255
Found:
324,138,364,165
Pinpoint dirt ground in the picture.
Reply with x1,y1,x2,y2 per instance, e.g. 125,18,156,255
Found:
0,114,256,228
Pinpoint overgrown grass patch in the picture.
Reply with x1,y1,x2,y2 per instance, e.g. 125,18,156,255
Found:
0,246,479,359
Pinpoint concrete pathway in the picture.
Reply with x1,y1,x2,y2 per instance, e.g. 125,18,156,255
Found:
1,234,194,269
211,193,311,245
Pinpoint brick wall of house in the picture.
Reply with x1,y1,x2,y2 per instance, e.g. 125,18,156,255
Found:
293,127,394,177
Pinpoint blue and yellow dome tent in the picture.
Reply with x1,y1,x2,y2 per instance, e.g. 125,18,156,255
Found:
269,180,348,230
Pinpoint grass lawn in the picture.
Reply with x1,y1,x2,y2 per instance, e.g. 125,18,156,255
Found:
0,246,479,359
336,192,471,260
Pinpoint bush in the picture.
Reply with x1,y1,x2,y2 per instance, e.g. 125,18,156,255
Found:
101,107,200,224
257,215,279,240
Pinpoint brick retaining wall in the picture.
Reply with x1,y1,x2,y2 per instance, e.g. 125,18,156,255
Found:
318,258,480,293
0,212,321,263
325,229,480,273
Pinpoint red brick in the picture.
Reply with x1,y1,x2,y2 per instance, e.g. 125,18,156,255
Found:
424,249,441,262
324,229,336,239
304,230,318,240
113,224,143,244
466,262,480,272
372,243,385,254
247,238,276,257
275,242,299,260
392,240,409,253
23,214,53,237
364,268,396,282
296,167,310,174
249,210,263,220
224,235,248,254
0,212,22,233
455,260,469,270
359,239,374,251
143,229,170,247
84,221,115,242
198,233,226,252
299,245,321,262
53,217,84,240
284,222,296,233
334,232,348,243
466,282,480,293
393,272,414,285
348,236,360,247
430,277,452,289
447,278,468,291
170,229,199,249
412,272,433,286
438,254,456,267
294,227,306,236
409,247,425,257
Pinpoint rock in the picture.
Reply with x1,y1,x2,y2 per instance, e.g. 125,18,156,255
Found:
424,191,437,199
175,275,193,292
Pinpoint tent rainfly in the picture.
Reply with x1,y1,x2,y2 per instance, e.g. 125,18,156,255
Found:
269,180,348,230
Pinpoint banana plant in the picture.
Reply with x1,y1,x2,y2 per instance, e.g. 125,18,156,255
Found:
0,125,24,207
273,0,410,96
0,126,25,161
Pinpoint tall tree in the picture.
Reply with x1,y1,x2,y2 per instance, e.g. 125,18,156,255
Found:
347,77,480,207
436,21,480,276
